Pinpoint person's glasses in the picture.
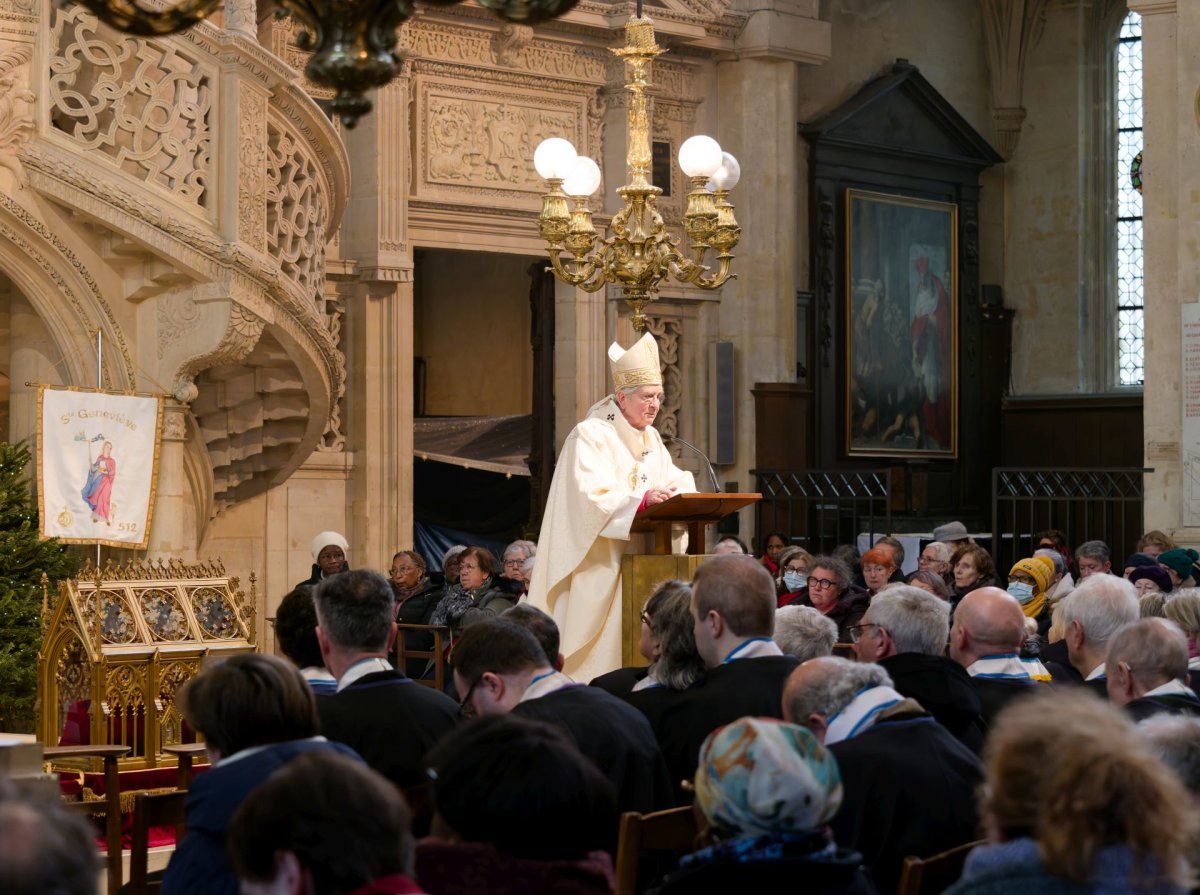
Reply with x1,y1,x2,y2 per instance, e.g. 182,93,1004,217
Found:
392,564,416,574
457,679,481,719
807,576,838,590
847,623,883,643
640,610,652,626
918,555,941,567
863,564,890,575
503,559,524,569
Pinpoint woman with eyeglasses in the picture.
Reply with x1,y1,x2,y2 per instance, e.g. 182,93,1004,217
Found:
775,546,814,607
429,546,516,642
389,550,444,678
799,555,870,645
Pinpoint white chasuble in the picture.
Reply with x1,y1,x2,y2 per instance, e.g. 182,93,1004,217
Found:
527,396,695,680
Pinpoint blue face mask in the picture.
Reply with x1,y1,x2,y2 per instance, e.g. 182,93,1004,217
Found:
1007,581,1035,604
783,571,807,593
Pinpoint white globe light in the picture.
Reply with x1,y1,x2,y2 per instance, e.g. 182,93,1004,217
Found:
534,137,578,180
562,156,602,197
706,152,741,191
678,135,723,178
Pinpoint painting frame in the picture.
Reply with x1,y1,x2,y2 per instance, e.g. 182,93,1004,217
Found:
844,189,959,459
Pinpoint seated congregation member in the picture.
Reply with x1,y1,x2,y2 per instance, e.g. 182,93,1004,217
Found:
1057,572,1139,697
784,657,983,894
713,535,748,555
1139,528,1177,560
1142,714,1200,799
860,546,897,597
1106,618,1200,721
1005,555,1055,636
949,587,1048,727
945,691,1193,895
163,654,361,895
875,535,907,583
417,716,617,895
620,583,706,730
652,718,873,895
296,530,350,588
452,618,673,814
429,546,515,640
314,570,458,789
274,585,337,695
656,555,800,799
950,543,996,605
1034,547,1073,602
0,778,98,895
760,529,789,576
389,550,444,679
801,555,870,642
1075,538,1113,579
775,604,838,662
906,568,952,600
1160,547,1200,590
227,751,425,895
775,545,813,607
440,545,466,588
590,579,695,697
500,539,537,590
1124,550,1160,578
851,585,984,753
504,603,565,669
917,540,953,584
1131,563,1173,599
1165,590,1200,683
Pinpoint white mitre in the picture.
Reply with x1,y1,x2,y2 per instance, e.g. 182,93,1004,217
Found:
608,332,662,390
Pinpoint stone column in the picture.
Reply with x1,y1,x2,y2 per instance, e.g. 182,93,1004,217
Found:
554,280,606,452
145,402,191,560
224,0,257,38
1133,0,1188,537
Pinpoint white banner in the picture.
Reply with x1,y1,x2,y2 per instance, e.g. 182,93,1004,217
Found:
37,387,164,549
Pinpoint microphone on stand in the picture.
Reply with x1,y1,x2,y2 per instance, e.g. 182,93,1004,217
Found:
669,435,721,494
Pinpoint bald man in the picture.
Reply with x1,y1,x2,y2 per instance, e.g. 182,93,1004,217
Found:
949,586,1048,727
1107,618,1200,721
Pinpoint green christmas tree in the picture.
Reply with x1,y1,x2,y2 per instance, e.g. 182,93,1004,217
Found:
0,441,78,732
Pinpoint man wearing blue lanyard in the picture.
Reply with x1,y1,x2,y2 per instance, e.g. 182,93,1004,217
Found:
655,555,800,802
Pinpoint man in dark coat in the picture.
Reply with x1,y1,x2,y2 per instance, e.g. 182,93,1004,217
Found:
1107,617,1200,721
1058,573,1140,699
785,656,983,895
452,617,674,815
949,587,1048,728
852,584,984,752
314,570,459,790
654,555,799,800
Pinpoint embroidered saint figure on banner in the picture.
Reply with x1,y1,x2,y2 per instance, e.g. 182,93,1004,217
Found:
80,438,117,525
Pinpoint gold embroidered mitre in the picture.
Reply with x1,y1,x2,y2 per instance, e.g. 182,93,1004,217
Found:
609,333,662,390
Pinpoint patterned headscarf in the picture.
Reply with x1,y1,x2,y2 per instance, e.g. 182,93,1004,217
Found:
694,717,842,836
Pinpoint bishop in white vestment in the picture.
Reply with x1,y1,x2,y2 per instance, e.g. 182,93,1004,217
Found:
527,333,695,680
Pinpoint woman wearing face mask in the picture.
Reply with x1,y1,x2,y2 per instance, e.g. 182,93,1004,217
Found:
1005,555,1055,637
775,546,814,608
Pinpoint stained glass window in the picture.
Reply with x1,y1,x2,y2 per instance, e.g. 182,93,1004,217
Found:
1115,11,1144,386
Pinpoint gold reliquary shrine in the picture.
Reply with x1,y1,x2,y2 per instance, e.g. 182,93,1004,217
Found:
38,558,257,769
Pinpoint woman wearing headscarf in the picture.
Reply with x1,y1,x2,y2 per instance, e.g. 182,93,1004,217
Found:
652,717,873,894
1006,555,1055,637
295,531,350,588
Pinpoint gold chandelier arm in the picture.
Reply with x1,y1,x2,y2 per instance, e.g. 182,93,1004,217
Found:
73,0,221,35
547,249,609,293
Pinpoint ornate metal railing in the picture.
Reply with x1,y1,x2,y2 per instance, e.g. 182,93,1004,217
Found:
751,469,891,556
990,467,1150,573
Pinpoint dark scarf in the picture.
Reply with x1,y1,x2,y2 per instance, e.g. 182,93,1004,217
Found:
679,829,835,871
430,578,493,626
392,575,429,604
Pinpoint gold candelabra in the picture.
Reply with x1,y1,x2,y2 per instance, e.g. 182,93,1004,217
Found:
535,15,741,332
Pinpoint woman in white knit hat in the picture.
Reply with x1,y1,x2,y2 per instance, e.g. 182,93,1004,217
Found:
295,531,350,588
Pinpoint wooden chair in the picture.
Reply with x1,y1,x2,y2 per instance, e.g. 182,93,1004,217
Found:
44,743,131,895
613,806,697,895
896,839,985,895
395,623,450,691
128,790,188,895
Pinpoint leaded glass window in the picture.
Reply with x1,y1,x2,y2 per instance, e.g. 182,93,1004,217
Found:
1115,11,1144,386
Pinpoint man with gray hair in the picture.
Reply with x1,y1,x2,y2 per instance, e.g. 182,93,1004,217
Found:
851,585,984,752
314,569,458,789
1056,571,1139,695
783,656,982,893
1034,546,1073,601
774,605,838,662
1106,618,1200,720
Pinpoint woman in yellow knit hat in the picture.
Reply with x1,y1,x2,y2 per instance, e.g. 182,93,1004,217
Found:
1006,554,1056,637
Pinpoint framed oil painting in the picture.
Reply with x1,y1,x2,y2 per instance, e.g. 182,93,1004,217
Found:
845,189,958,458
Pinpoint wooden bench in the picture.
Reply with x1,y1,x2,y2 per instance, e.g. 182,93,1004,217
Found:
44,743,131,895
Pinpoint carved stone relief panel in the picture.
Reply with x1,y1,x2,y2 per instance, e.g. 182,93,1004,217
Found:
411,75,589,210
315,287,346,452
646,314,683,453
265,119,327,306
237,81,268,253
48,5,213,209
0,41,34,185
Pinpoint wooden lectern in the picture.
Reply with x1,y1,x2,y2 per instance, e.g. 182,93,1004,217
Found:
620,492,760,664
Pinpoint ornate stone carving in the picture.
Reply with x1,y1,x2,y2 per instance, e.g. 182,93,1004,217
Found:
980,0,1048,159
316,291,346,452
156,293,201,359
48,5,213,207
402,20,608,83
494,23,533,68
265,121,327,303
237,82,268,253
646,315,683,451
0,43,33,184
162,406,188,440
